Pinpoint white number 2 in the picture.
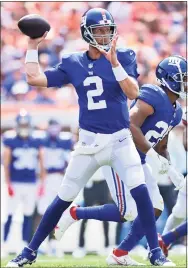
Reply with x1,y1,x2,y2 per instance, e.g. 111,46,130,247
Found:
84,76,107,110
145,121,172,147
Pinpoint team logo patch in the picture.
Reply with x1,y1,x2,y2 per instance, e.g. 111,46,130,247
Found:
168,57,181,66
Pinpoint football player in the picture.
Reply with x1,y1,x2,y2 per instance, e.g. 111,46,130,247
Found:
55,55,187,266
37,119,73,256
7,8,171,267
159,107,187,256
3,109,45,252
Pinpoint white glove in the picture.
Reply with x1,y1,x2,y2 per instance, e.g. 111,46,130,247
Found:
146,148,170,175
168,165,185,190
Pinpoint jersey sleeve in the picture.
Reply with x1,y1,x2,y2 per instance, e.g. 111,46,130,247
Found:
44,56,71,88
2,132,15,148
118,48,139,80
66,139,73,151
138,85,162,110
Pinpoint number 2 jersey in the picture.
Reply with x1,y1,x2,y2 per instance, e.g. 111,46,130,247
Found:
131,84,183,164
44,48,139,134
2,131,44,183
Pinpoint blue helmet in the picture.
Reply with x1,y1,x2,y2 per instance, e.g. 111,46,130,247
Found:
80,8,117,50
16,109,31,137
156,55,187,99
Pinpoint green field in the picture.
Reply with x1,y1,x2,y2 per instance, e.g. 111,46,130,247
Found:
1,254,187,267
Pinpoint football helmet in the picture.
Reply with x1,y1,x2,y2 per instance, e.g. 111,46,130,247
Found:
156,55,187,99
48,119,61,137
80,8,117,50
16,109,31,138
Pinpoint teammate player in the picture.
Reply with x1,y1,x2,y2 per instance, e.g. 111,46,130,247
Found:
7,8,171,267
55,55,187,266
37,119,73,256
159,107,187,256
3,109,45,251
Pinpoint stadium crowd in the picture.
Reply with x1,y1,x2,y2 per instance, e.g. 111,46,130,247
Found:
1,1,186,105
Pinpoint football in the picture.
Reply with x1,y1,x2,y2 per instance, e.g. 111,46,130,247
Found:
17,14,50,39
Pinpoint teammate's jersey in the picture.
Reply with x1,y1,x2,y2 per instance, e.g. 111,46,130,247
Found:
2,131,44,183
44,48,139,133
43,132,73,173
182,106,187,126
131,84,183,164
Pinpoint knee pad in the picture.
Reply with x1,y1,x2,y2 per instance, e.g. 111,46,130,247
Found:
125,164,145,190
58,176,82,202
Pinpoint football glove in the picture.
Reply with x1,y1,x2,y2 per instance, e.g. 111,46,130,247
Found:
146,148,170,175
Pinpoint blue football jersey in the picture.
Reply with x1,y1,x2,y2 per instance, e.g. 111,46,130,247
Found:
2,131,44,183
43,132,73,173
44,48,139,133
131,84,182,164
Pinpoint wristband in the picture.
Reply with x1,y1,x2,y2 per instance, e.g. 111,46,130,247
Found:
25,49,38,63
112,64,128,81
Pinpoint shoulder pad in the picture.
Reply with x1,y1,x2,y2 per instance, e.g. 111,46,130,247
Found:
117,47,136,65
59,132,73,141
32,130,47,139
3,130,17,139
138,84,165,110
61,51,83,60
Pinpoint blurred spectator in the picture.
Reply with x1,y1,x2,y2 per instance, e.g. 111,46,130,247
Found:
10,81,29,102
1,1,186,109
33,87,56,104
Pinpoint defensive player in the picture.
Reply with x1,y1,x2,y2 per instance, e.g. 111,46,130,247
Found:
37,119,73,256
7,8,170,267
159,107,187,256
55,55,187,266
3,109,45,251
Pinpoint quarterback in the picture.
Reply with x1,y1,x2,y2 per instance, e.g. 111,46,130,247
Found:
7,8,170,267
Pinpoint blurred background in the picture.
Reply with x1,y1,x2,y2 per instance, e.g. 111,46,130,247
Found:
1,1,187,260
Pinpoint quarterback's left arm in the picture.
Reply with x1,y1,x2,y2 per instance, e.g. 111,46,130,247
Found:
155,134,184,190
97,36,139,100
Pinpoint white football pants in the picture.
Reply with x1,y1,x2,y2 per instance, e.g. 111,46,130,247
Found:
58,128,145,218
102,162,164,221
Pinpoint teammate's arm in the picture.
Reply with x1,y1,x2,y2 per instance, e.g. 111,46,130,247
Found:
38,147,46,183
3,146,14,196
38,147,46,197
98,36,139,100
129,99,154,153
25,32,48,87
154,134,171,162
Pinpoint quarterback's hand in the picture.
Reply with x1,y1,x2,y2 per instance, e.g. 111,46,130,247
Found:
28,31,48,49
97,35,119,67
146,148,170,175
7,183,14,197
168,165,185,190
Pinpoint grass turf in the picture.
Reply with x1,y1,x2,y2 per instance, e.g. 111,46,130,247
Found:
1,254,187,267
